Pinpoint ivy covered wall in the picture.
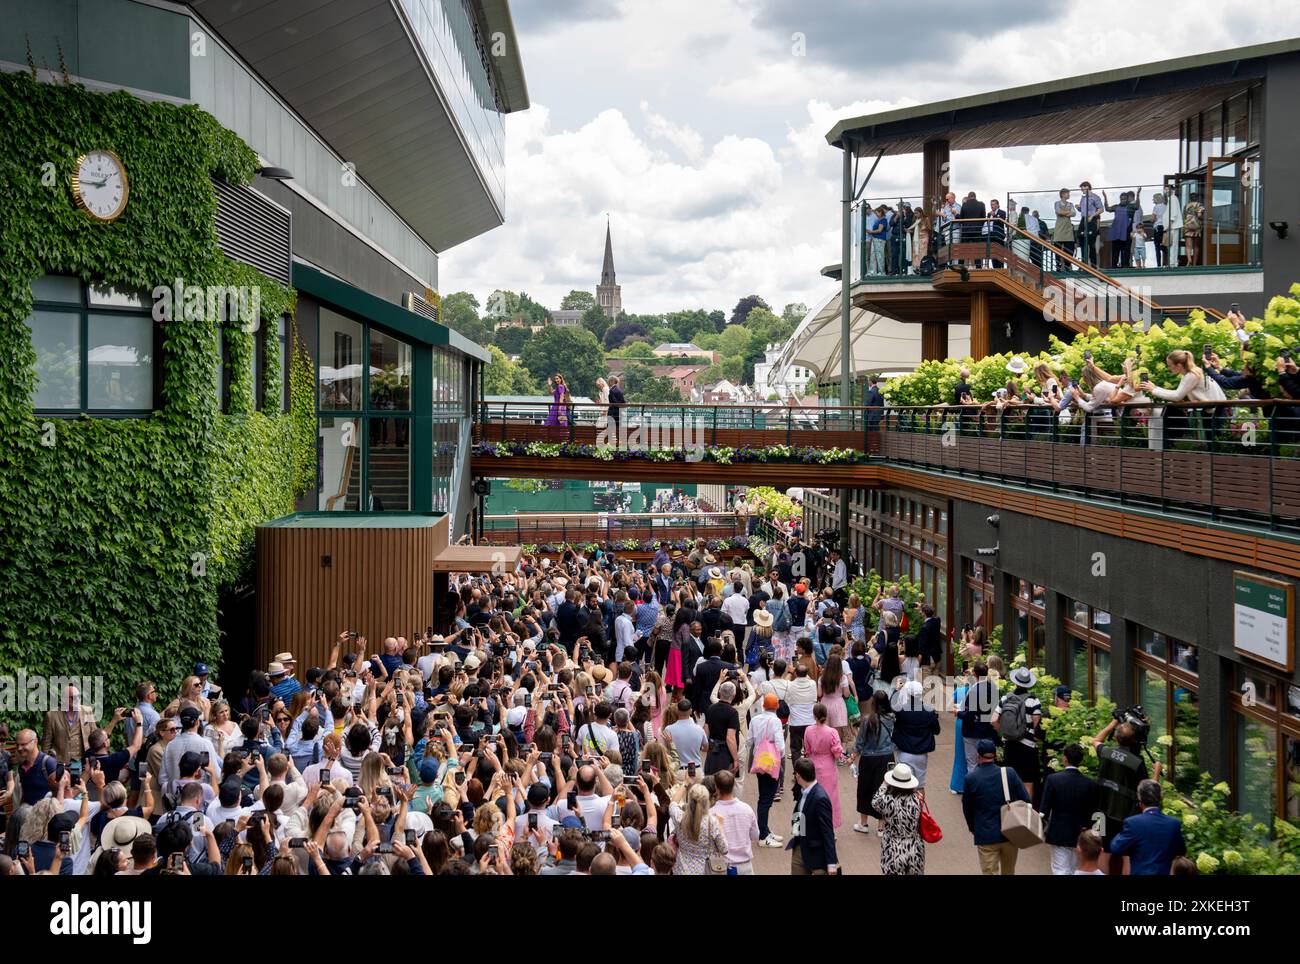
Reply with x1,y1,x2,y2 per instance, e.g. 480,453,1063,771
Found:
0,72,314,722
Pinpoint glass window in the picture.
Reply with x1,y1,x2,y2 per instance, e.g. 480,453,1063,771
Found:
1173,688,1200,796
87,313,153,410
1237,665,1277,708
970,587,985,632
1068,599,1088,626
26,310,81,409
1172,642,1198,674
1091,609,1111,638
1137,627,1167,660
1030,616,1046,668
1201,104,1222,163
432,417,459,513
88,284,149,309
1225,90,1250,154
1137,665,1169,760
1031,584,1045,608
366,418,410,511
1092,646,1111,700
276,317,288,412
1071,638,1089,694
319,308,363,411
1235,714,1277,821
318,417,361,511
369,330,412,411
32,275,82,303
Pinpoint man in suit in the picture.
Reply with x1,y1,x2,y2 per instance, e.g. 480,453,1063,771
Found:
958,191,986,251
915,604,944,678
865,376,885,439
787,757,838,874
689,638,727,715
962,739,1030,875
606,376,625,448
1109,780,1186,876
555,589,584,647
1039,743,1100,875
42,684,98,765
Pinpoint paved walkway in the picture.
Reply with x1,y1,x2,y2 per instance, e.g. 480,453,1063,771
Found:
736,712,1052,875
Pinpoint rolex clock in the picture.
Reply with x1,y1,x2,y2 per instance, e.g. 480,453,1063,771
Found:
71,150,129,222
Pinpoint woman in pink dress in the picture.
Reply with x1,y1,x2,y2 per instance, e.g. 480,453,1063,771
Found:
802,703,845,827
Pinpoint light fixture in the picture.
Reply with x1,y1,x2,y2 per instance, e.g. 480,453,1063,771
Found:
257,166,294,180
1269,220,1289,239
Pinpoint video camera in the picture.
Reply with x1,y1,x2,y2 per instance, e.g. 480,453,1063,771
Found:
1112,704,1151,749
814,527,840,547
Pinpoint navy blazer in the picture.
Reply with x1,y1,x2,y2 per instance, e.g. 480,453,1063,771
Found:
962,763,1028,846
787,781,838,870
1109,807,1186,875
1039,767,1099,847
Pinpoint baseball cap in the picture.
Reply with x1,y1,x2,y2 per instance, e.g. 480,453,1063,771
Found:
526,783,549,807
179,706,201,727
976,739,998,757
193,662,210,677
418,759,440,784
1053,685,1072,702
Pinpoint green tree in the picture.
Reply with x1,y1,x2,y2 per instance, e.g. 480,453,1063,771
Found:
484,289,521,322
782,302,809,328
560,289,597,311
604,319,648,350
664,309,716,343
648,326,678,345
440,291,490,346
517,291,550,325
621,362,683,402
484,344,537,394
581,303,612,343
492,324,531,356
729,294,770,326
708,310,726,332
521,326,605,397
615,341,655,359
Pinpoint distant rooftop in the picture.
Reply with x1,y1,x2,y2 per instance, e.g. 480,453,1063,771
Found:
654,342,704,353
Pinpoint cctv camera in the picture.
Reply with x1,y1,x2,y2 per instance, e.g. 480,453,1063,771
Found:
986,514,1000,527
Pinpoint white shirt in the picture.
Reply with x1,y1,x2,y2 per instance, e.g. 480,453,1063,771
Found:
306,759,353,787
831,560,848,589
575,793,611,831
721,593,750,626
785,677,819,726
614,613,636,662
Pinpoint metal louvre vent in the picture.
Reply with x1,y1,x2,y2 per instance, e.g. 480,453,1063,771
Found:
213,179,291,285
403,290,440,323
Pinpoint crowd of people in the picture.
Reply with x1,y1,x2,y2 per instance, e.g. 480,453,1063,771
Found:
1,531,1192,878
863,181,1209,278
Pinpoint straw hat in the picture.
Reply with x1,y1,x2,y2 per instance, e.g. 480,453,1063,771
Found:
753,609,774,628
884,763,919,790
1005,356,1028,375
591,665,612,684
708,566,723,580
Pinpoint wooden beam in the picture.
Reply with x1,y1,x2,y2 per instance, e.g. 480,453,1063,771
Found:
970,290,990,359
920,321,949,361
921,139,949,214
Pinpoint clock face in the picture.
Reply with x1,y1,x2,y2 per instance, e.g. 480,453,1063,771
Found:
72,150,129,221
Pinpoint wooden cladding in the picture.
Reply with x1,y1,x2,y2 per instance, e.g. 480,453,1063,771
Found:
469,454,871,488
474,421,865,451
920,321,949,361
256,520,444,676
969,289,990,359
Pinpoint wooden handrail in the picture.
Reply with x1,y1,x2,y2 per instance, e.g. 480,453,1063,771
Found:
937,218,1226,321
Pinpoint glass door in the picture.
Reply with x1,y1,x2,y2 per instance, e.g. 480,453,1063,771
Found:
1164,173,1204,267
1205,157,1247,266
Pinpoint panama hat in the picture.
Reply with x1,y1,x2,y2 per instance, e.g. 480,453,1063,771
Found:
703,553,718,565
590,665,612,684
708,566,723,580
274,652,296,665
1010,666,1037,688
267,661,287,677
884,763,920,790
1005,356,1028,375
753,609,774,628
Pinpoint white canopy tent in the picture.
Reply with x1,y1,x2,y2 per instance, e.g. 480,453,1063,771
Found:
771,286,971,386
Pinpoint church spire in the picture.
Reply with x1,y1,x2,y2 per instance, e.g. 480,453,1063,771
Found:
601,218,616,285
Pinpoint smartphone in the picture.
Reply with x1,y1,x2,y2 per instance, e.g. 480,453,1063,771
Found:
641,759,653,775
567,789,578,810
347,630,358,639
376,841,394,854
59,830,71,854
200,751,210,768
190,812,204,831
611,806,621,829
241,855,253,871
454,770,466,786
55,763,65,782
405,829,417,847
386,766,403,777
1138,371,1149,383
288,837,308,849
169,853,186,871
1083,349,1093,361
528,812,539,831
15,841,30,859
687,762,697,778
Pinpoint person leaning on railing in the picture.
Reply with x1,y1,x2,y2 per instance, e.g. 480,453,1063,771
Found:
1139,350,1226,446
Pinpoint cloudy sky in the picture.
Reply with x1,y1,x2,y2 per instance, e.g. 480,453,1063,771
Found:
439,0,1300,315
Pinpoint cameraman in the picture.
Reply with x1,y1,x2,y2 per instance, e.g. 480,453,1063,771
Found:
1092,710,1160,874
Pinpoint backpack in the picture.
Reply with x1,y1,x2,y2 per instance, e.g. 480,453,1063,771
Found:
998,693,1030,742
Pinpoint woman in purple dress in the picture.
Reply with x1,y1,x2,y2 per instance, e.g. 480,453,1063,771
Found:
543,375,562,429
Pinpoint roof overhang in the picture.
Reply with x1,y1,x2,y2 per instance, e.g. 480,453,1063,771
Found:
827,38,1300,155
190,0,523,251
432,543,522,573
471,0,530,112
772,287,971,384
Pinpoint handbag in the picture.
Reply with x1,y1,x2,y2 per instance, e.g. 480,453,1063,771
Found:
844,692,861,725
750,734,782,779
919,796,942,843
999,767,1045,848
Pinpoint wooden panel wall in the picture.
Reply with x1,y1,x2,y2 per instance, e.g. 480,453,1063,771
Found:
256,521,443,677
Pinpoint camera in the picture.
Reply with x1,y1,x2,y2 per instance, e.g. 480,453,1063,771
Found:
1112,705,1151,748
986,514,999,528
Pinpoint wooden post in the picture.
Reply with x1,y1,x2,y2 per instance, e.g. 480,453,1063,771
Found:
922,139,950,216
921,321,949,361
970,291,990,360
